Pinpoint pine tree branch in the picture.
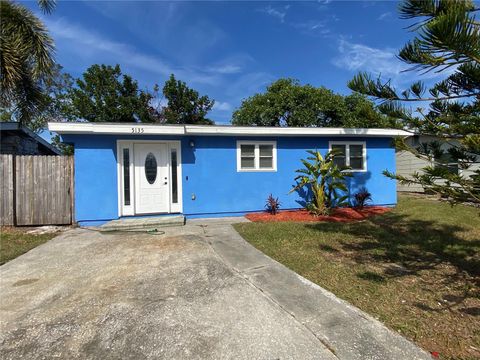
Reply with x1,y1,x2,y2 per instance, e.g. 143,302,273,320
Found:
382,92,480,102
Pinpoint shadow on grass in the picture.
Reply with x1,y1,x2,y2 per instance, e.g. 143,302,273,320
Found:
305,212,480,310
357,271,386,283
307,212,479,277
318,244,339,253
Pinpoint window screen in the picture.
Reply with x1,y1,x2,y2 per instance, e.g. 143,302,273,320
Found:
349,144,364,170
240,144,256,169
259,144,273,169
331,144,346,168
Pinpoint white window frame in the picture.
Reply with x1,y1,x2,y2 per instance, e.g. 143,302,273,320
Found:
236,140,277,172
117,140,183,216
328,141,367,172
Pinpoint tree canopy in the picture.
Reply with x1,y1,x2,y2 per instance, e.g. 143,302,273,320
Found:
22,64,74,132
69,64,159,123
348,0,480,205
232,78,397,128
0,0,56,125
162,74,215,125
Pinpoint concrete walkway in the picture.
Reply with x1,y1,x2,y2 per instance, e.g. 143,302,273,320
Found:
192,219,432,360
0,219,432,359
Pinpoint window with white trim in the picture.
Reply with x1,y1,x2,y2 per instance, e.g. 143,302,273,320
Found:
237,141,277,171
330,142,366,171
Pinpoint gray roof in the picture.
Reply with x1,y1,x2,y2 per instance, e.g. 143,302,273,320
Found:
0,122,61,155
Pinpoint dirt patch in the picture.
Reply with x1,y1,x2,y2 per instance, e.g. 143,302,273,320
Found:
245,207,390,223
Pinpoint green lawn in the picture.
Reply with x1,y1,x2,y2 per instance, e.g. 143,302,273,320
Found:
0,228,57,265
234,195,480,360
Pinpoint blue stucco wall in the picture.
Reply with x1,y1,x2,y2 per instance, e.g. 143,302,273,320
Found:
63,134,397,225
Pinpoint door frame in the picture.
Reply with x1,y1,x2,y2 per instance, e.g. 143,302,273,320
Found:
116,140,183,217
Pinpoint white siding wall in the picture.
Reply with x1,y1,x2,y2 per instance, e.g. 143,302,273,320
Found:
396,150,430,192
396,135,480,193
461,162,480,179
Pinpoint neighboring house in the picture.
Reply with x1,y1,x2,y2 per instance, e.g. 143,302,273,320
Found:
48,122,410,226
0,122,60,155
396,134,480,193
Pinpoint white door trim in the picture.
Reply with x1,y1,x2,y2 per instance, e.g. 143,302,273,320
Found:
116,140,183,216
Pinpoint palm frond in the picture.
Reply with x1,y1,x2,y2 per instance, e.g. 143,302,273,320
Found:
37,0,56,14
0,0,55,124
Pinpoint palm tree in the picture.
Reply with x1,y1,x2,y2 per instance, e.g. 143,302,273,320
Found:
0,0,56,125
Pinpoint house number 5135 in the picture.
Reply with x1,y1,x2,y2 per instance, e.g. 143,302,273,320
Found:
131,127,144,134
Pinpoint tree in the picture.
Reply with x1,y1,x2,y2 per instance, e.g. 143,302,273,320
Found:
161,74,214,125
38,64,76,155
30,64,75,132
0,0,56,125
348,0,480,205
69,64,160,123
1,63,75,132
232,78,396,128
343,93,400,128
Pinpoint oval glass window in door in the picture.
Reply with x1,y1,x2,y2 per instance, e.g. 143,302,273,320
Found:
144,152,157,184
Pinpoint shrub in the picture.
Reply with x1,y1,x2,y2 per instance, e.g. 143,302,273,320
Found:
265,194,281,215
290,150,352,215
353,188,372,209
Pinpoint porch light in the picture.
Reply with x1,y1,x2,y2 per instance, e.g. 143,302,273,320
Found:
189,140,195,148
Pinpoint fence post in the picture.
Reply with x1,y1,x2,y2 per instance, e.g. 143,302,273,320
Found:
12,155,17,226
70,155,75,225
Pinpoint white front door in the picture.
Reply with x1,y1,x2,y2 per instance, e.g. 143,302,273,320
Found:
134,143,169,214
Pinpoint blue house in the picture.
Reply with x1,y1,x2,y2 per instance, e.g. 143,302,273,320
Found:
48,122,410,226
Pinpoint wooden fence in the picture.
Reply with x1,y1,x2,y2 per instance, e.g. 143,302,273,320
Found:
0,155,74,226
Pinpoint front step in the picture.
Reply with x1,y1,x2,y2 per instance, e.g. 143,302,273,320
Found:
99,215,185,231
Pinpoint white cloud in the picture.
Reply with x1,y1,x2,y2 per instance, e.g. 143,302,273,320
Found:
42,15,275,124
377,12,392,21
203,54,254,75
210,65,242,74
293,20,327,31
332,39,455,87
225,72,275,99
291,19,332,37
259,6,287,23
43,17,222,86
213,101,232,111
258,5,336,38
333,39,404,77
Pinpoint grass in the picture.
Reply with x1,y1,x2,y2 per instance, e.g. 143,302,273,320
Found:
234,195,480,360
0,227,57,265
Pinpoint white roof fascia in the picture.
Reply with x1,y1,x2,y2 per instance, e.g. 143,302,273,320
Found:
48,122,412,137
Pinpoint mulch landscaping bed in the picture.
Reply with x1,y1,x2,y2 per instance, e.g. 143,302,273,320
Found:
245,206,390,223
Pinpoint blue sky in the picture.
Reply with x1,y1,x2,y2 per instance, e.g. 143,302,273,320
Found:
24,0,444,126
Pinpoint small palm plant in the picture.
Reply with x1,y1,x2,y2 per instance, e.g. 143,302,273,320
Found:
353,187,372,209
265,194,281,215
290,150,352,215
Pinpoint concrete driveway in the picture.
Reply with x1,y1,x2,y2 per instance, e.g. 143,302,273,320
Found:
0,220,431,360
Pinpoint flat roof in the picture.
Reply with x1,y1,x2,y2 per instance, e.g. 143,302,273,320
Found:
48,122,412,137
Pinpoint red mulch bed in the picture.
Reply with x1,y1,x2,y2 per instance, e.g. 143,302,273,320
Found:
245,206,390,223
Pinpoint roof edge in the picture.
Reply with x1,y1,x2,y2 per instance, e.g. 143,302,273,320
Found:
47,122,413,137
1,122,61,155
